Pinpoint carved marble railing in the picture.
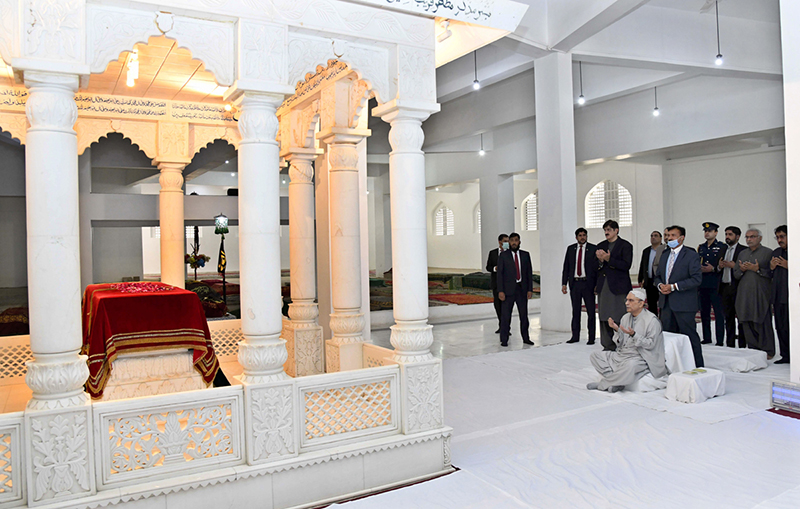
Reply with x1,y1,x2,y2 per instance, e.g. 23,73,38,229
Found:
0,412,25,508
0,336,32,386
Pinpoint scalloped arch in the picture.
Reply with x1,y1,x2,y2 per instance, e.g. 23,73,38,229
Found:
87,6,234,85
0,114,28,145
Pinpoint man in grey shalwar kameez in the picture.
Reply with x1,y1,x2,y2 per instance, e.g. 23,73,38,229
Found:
734,229,775,358
588,289,667,392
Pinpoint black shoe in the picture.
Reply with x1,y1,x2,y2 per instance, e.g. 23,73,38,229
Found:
566,338,579,344
523,340,534,345
775,357,790,364
495,328,500,334
501,342,508,347
587,340,595,345
715,342,724,346
701,340,712,345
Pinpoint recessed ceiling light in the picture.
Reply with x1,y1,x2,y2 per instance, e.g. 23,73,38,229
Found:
225,160,229,164
231,172,235,177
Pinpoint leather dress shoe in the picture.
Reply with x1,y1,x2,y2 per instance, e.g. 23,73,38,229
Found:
715,342,724,346
775,357,790,364
701,340,712,345
587,340,595,345
566,338,579,344
495,328,501,334
501,342,508,347
522,340,534,345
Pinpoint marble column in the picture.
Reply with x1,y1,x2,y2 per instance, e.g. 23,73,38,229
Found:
373,105,436,363
317,131,369,371
236,92,289,383
157,162,186,288
780,1,800,383
22,71,89,409
285,150,324,375
534,52,578,333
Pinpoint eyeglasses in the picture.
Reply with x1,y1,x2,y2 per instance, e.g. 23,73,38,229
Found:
745,235,759,239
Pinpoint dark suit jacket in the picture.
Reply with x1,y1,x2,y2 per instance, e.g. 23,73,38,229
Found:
654,245,702,312
561,242,597,288
497,249,533,297
722,243,747,290
638,245,661,284
595,238,633,296
486,248,502,290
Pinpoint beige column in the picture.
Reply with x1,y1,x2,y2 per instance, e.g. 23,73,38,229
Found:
283,149,324,376
157,162,186,288
317,130,369,371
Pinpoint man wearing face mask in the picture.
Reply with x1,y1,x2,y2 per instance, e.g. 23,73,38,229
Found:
734,229,775,359
497,233,534,347
595,220,633,351
562,228,598,344
655,225,704,368
486,233,509,334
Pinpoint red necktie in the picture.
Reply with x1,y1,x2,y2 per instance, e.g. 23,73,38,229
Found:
515,252,521,281
577,245,583,277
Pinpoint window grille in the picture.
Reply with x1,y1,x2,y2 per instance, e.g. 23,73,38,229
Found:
585,180,632,228
522,193,538,231
434,206,455,236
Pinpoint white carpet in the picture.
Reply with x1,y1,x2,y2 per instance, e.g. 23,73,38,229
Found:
336,342,800,509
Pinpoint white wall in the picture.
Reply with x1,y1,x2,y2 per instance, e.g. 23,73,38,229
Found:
0,197,27,287
663,148,787,250
513,178,541,271
92,227,144,283
426,183,482,271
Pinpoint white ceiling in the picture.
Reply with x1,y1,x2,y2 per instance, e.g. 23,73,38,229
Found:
646,0,780,24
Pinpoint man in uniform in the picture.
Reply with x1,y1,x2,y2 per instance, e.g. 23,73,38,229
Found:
698,222,726,345
734,229,775,359
771,225,789,364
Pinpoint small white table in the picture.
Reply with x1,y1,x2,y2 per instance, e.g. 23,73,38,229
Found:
666,368,726,403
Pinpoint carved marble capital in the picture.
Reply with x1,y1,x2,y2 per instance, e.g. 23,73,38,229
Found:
387,118,425,153
288,158,314,184
390,321,434,363
327,142,359,172
288,301,319,324
25,354,90,410
157,162,185,193
329,312,365,343
238,92,283,144
238,340,290,384
24,72,79,134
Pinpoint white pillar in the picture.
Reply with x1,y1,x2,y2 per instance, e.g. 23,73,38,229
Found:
23,71,89,409
285,150,324,375
317,132,368,371
236,92,289,383
534,53,578,333
374,106,437,363
157,162,186,288
479,174,515,258
780,0,800,383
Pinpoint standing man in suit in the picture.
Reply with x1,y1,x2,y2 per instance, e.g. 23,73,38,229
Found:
638,231,664,313
718,226,747,348
562,228,597,344
497,232,534,347
698,222,727,346
595,220,634,351
655,225,704,368
486,233,509,334
771,225,789,364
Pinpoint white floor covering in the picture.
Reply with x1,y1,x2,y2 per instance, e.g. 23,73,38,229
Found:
339,318,800,509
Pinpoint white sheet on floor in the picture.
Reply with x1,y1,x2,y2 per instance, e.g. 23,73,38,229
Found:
665,368,726,403
704,346,768,372
338,342,799,509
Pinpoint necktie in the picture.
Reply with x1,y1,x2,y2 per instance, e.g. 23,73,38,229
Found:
515,252,521,281
667,250,677,282
577,246,583,277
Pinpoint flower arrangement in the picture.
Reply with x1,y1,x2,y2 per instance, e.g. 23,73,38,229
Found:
185,253,211,269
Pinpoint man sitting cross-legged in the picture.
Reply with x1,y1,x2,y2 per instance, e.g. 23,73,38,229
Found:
587,288,668,393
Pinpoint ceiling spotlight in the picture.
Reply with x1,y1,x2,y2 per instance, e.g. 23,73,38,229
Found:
435,187,439,191
366,190,370,195
472,51,480,91
652,87,660,117
126,48,139,88
231,172,235,177
225,160,229,164
479,133,485,156
714,1,723,66
577,95,586,105
224,103,232,112
577,61,586,105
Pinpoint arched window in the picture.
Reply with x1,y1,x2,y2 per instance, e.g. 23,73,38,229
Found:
434,205,455,236
475,204,481,234
585,180,633,228
521,192,538,231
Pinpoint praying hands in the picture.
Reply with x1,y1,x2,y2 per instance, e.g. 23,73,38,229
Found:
607,318,634,336
596,249,610,262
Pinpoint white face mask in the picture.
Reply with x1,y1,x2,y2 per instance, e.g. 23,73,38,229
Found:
667,239,680,249
502,242,509,250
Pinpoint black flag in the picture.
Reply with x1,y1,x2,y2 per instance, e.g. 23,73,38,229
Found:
217,237,226,274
